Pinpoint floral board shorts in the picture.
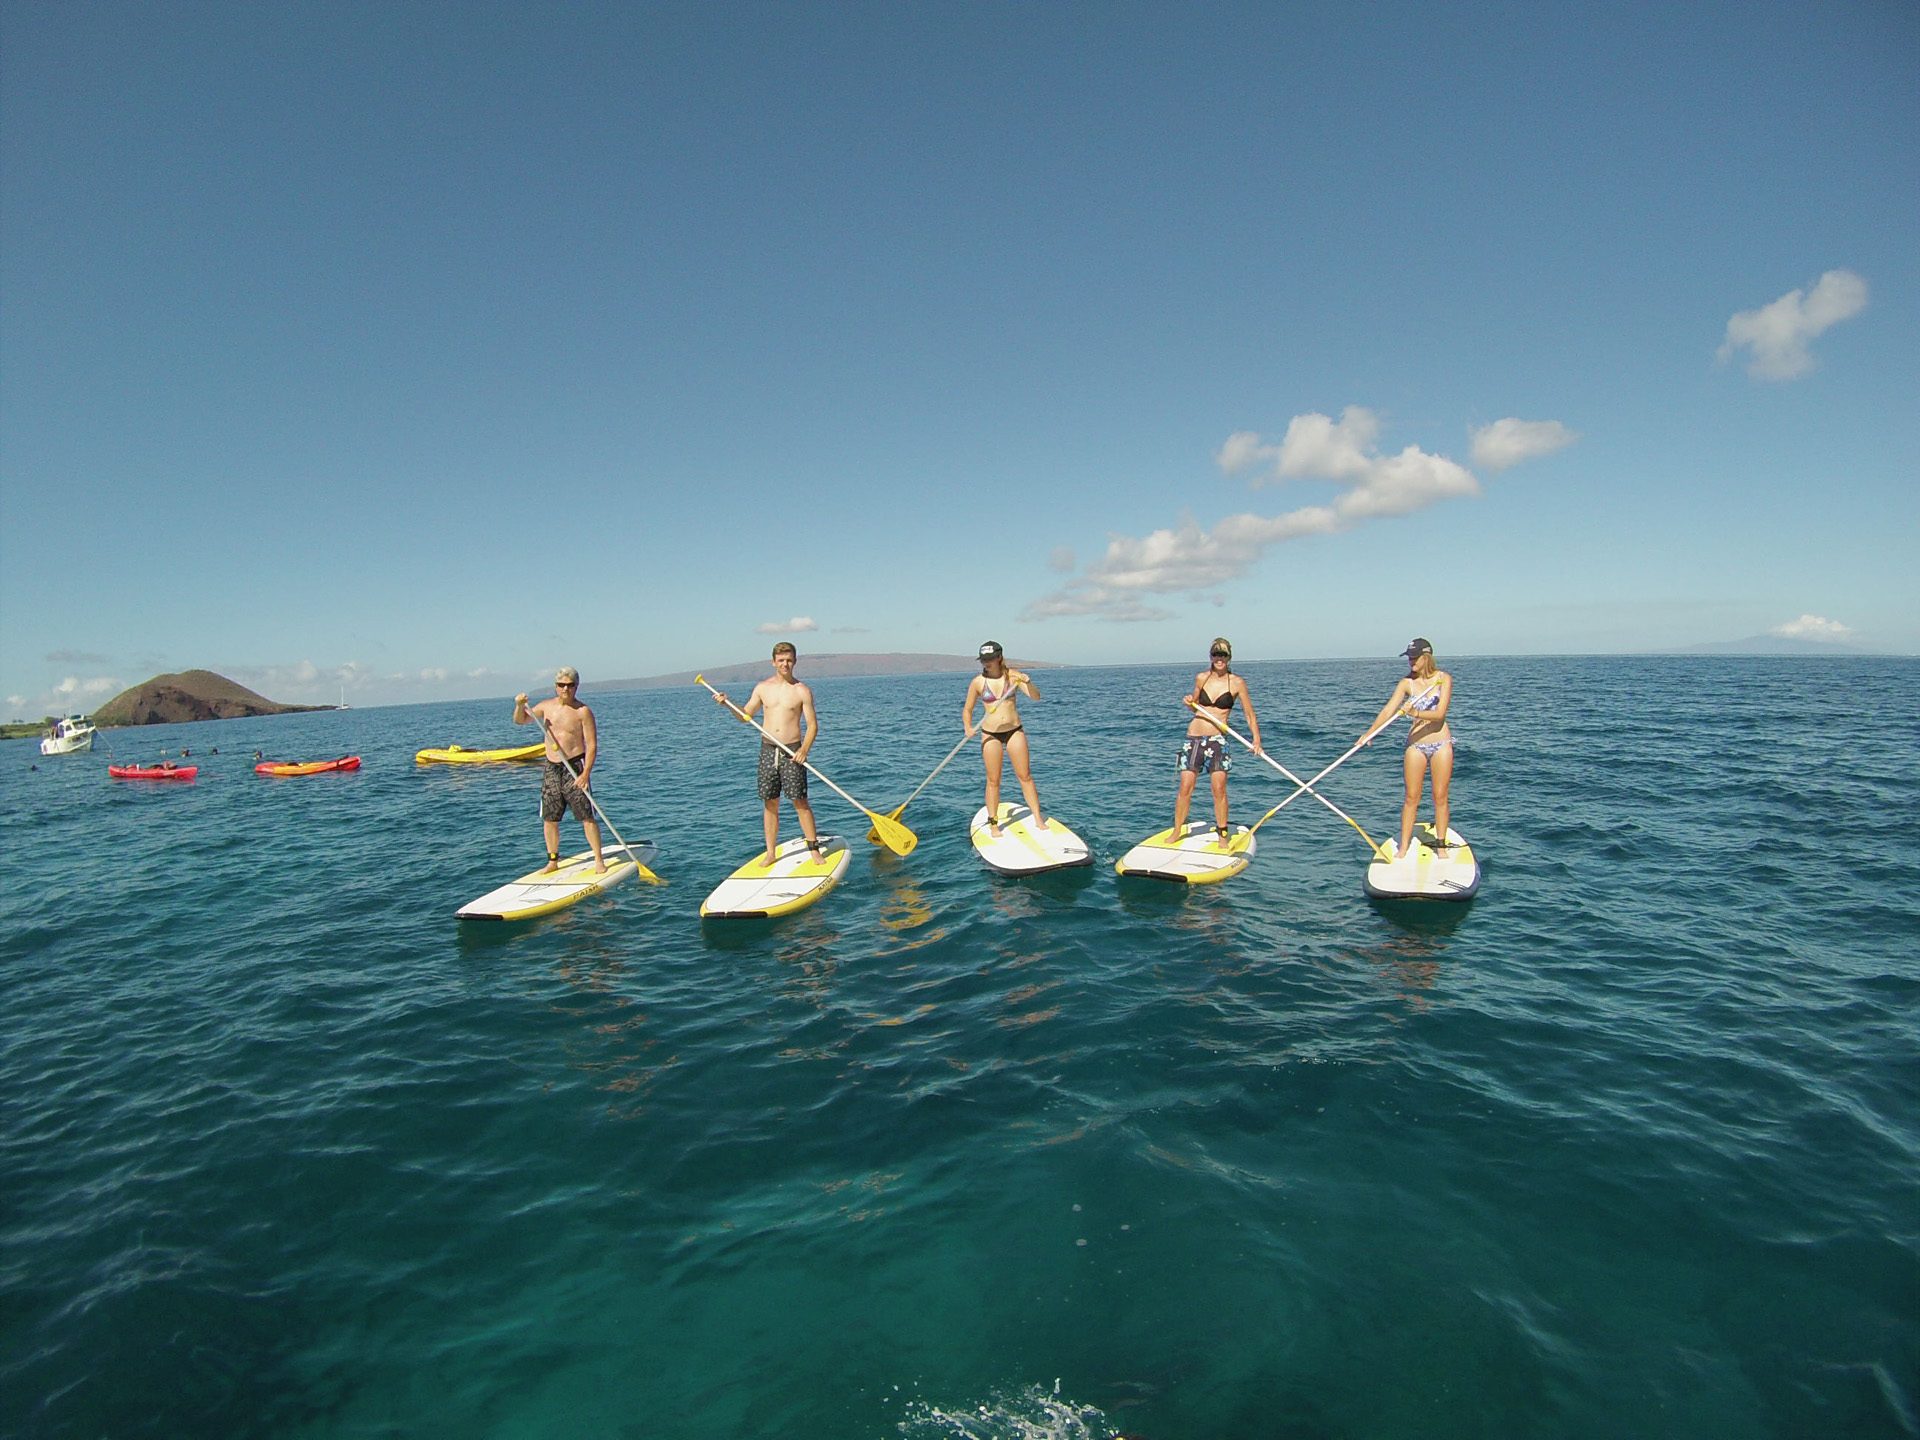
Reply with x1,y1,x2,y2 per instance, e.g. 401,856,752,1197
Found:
1178,736,1231,775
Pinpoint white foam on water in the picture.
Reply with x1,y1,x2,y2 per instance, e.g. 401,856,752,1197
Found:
897,1381,1120,1439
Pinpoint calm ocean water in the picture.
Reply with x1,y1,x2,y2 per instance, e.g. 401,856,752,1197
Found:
2,657,1915,1440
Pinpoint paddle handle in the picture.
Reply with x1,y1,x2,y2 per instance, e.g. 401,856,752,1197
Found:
695,674,881,823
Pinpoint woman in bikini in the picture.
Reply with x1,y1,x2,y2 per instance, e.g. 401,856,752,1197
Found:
963,640,1048,836
1175,637,1262,840
1360,637,1455,856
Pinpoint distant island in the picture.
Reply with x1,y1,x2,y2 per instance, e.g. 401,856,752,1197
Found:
1663,636,1892,657
92,670,334,726
581,652,1065,692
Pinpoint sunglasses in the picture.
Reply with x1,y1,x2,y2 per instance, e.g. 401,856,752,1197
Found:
1209,650,1230,659
556,681,577,689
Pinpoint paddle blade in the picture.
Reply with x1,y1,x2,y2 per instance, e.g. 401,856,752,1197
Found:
868,809,918,856
865,804,908,846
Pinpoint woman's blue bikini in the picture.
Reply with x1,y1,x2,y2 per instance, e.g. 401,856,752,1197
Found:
1407,685,1452,757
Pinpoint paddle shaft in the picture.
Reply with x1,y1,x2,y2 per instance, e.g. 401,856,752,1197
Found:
1241,682,1440,846
534,711,655,882
696,675,914,852
894,731,972,816
1187,701,1381,849
864,729,973,844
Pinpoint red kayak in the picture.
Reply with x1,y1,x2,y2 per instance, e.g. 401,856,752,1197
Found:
255,755,362,776
109,764,198,780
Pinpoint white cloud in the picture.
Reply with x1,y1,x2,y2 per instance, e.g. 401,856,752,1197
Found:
419,667,449,682
1215,430,1279,475
1048,545,1077,573
1771,614,1853,642
1332,446,1478,519
1028,408,1484,622
755,616,818,635
1470,418,1578,472
6,695,27,714
54,675,119,698
1718,269,1868,381
1021,584,1175,622
1275,406,1381,482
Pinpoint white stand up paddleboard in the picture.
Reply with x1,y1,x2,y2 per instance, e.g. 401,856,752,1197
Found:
1365,824,1480,901
968,803,1092,876
700,835,851,919
456,842,660,921
1114,821,1254,884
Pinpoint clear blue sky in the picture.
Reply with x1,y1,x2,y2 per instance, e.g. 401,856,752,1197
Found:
3,1,1914,716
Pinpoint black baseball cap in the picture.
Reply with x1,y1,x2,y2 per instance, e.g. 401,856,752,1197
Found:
978,640,1004,659
1401,638,1433,659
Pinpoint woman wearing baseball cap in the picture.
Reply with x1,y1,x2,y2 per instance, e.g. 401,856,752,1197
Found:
1174,637,1263,840
1360,638,1456,856
963,640,1050,835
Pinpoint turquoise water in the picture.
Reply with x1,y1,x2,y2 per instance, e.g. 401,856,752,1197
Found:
3,657,1916,1439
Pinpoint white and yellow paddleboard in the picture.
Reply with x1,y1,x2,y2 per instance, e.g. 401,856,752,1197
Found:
456,842,661,921
969,803,1092,876
1114,821,1254,884
1365,824,1480,901
700,836,850,919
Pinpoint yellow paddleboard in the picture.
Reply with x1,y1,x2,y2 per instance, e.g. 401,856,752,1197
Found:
1114,821,1254,884
456,842,661,921
700,836,850,919
416,743,546,765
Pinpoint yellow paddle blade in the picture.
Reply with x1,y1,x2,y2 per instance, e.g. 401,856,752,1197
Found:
632,863,666,886
867,809,918,856
865,803,908,846
864,806,906,852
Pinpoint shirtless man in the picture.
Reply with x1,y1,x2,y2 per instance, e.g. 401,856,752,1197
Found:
514,666,605,872
712,642,821,864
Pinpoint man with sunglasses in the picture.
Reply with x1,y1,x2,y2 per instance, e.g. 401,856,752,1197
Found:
513,666,606,873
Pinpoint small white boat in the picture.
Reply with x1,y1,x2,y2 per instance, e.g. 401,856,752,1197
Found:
40,715,97,755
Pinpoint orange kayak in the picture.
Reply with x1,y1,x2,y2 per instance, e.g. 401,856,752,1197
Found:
255,755,362,776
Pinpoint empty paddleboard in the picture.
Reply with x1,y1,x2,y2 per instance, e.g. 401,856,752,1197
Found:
701,835,850,919
969,803,1092,876
1114,821,1254,884
457,841,660,921
1365,824,1480,901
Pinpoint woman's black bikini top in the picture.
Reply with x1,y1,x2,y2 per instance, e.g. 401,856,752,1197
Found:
1200,685,1235,713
